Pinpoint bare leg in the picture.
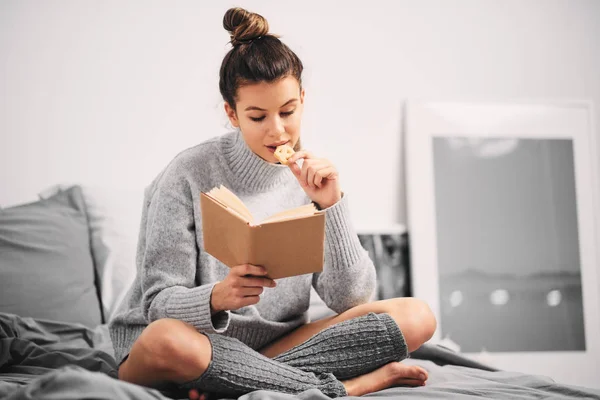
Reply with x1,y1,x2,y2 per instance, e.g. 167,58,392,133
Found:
259,298,435,390
260,297,436,358
119,319,346,398
118,319,212,387
119,298,436,397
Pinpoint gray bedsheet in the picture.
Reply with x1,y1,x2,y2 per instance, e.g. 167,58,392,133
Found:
0,312,175,400
1,312,599,400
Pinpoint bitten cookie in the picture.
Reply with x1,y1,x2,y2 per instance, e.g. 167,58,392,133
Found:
274,144,295,165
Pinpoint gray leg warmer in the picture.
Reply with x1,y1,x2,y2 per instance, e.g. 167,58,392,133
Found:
179,333,347,398
274,312,408,379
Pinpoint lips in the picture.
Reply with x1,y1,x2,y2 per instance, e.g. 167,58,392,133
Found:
266,141,289,153
267,140,289,147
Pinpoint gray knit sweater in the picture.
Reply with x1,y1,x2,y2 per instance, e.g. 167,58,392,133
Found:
109,130,376,364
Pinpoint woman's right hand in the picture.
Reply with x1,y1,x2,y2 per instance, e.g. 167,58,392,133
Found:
210,264,276,312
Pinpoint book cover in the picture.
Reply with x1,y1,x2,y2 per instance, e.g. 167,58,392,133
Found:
200,187,325,279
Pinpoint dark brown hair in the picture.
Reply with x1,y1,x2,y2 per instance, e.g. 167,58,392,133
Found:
219,7,303,110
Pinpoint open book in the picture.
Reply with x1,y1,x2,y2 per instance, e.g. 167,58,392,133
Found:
200,185,325,279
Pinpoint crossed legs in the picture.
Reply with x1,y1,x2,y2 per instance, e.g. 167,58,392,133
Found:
119,297,436,397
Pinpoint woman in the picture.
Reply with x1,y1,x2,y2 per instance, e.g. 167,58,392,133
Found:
109,7,436,399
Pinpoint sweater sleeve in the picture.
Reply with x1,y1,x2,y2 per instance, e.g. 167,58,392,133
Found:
139,163,230,333
311,194,376,314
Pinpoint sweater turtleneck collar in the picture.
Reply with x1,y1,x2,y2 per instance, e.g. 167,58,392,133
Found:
220,130,291,193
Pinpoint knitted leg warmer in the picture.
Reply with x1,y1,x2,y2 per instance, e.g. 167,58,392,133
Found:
274,312,407,379
179,333,347,398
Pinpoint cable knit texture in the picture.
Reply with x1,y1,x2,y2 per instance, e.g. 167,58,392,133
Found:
179,333,347,398
274,312,408,379
108,130,376,365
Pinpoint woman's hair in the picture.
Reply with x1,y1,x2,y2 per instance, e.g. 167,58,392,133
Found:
219,7,303,110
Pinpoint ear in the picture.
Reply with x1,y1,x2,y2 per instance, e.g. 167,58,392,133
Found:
224,102,240,128
300,88,305,104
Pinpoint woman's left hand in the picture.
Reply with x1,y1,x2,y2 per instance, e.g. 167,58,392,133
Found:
286,150,342,209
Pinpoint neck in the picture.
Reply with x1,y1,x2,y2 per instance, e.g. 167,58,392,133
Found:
221,130,291,193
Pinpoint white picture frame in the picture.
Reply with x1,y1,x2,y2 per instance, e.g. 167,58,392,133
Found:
404,101,600,388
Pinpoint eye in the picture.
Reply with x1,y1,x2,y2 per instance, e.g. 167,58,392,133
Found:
280,110,295,118
250,116,265,122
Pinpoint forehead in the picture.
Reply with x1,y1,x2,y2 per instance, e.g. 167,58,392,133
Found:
236,76,300,108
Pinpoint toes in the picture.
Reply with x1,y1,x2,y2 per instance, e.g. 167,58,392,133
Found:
393,363,425,378
414,366,429,380
404,365,428,381
386,362,429,384
188,389,210,400
395,377,426,387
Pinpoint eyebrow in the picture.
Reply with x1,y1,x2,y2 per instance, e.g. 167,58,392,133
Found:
244,99,298,112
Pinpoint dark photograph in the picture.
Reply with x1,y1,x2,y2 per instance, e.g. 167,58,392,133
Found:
358,232,412,300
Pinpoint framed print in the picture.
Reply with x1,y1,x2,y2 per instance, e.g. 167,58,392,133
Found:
404,101,600,388
357,224,411,300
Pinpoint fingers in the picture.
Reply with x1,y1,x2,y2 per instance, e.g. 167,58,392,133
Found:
216,264,277,312
286,150,339,189
226,286,265,301
289,161,301,179
230,264,276,287
300,161,337,189
232,264,268,277
304,162,327,188
286,150,312,165
239,276,277,288
313,166,337,188
313,168,323,188
300,160,312,187
239,286,265,296
240,296,261,307
230,292,262,309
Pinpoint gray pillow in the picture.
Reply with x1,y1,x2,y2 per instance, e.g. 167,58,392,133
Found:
0,186,103,328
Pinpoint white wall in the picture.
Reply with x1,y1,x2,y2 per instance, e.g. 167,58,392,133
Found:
1,0,600,386
2,0,599,226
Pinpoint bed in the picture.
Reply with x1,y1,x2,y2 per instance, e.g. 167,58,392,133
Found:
1,185,599,400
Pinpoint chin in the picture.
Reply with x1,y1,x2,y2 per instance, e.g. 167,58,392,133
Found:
257,151,276,163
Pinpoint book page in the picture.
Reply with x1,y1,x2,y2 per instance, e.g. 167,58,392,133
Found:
205,185,319,225
260,203,318,224
207,185,254,223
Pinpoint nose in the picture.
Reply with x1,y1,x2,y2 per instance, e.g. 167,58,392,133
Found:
266,115,285,137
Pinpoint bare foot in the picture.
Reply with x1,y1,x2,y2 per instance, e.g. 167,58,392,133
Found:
188,389,207,400
342,362,428,397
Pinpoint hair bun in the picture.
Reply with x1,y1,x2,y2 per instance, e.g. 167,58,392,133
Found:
223,7,270,46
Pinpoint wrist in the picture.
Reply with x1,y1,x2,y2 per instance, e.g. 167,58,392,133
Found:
210,282,222,314
315,192,343,210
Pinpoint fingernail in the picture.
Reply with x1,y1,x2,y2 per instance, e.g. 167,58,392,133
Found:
419,373,426,380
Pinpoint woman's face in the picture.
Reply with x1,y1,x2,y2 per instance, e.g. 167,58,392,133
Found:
225,75,304,163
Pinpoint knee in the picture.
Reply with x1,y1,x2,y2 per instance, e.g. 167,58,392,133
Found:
387,298,436,350
135,319,211,375
411,298,437,342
